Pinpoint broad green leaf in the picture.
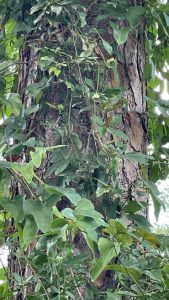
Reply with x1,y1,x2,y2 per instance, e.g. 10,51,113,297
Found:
0,196,24,223
128,214,152,231
75,199,105,221
23,200,53,232
26,80,49,97
144,62,153,80
76,219,99,241
106,292,121,300
45,185,81,205
54,160,70,175
23,137,36,147
30,148,46,168
82,232,95,255
4,93,21,116
23,215,37,246
159,4,169,12
110,22,130,45
61,208,76,220
126,6,145,27
116,234,133,248
125,201,142,214
136,228,160,247
103,219,127,235
12,162,35,184
91,239,120,282
105,264,141,281
31,145,65,168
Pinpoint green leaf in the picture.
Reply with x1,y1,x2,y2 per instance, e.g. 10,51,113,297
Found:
125,201,142,214
78,12,87,28
26,80,49,97
61,255,87,269
126,6,145,27
55,160,70,175
62,208,76,220
30,148,46,168
105,264,141,281
91,239,120,282
110,22,130,45
76,218,100,241
128,214,152,231
23,200,53,232
4,93,21,116
23,137,36,148
125,152,154,164
102,39,113,55
51,6,62,16
12,162,35,184
144,61,153,80
143,269,163,283
45,185,81,205
136,228,160,247
49,66,61,77
0,195,24,223
96,186,111,197
30,145,65,168
30,4,43,15
108,128,128,141
75,199,105,221
116,234,133,248
144,180,164,220
71,133,82,150
23,215,37,246
103,219,127,235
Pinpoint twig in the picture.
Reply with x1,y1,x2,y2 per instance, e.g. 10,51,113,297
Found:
9,169,36,198
69,268,84,300
0,255,9,280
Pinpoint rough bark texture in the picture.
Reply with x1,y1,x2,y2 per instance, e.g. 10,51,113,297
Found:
8,0,147,298
118,25,147,206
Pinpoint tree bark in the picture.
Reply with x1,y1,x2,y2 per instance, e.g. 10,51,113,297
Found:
8,0,148,298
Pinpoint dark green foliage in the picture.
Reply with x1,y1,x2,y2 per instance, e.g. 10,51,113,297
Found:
0,0,168,299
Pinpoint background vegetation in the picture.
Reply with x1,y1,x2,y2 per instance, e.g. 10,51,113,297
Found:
0,0,169,299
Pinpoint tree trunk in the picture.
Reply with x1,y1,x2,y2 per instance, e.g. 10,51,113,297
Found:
7,0,148,298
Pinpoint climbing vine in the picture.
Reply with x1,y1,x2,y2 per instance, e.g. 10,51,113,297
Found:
0,0,168,299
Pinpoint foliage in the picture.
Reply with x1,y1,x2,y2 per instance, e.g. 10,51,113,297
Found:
0,0,168,299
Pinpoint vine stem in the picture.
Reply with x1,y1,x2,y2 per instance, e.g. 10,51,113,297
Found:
112,242,146,300
69,268,84,300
